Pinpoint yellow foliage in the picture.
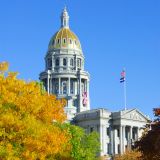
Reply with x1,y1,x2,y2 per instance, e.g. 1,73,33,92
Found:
0,61,9,73
0,62,70,159
114,149,142,160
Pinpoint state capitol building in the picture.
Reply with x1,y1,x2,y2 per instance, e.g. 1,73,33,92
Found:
39,8,149,157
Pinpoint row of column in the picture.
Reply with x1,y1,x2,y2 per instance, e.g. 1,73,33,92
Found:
119,125,140,154
109,126,140,155
46,76,89,97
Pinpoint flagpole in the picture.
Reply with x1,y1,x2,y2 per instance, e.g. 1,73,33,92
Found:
124,74,127,110
120,68,127,110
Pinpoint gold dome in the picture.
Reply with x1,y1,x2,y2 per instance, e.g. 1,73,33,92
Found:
48,28,81,50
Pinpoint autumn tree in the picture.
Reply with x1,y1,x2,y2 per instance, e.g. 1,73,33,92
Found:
0,62,70,159
55,123,100,160
113,149,142,160
135,108,160,160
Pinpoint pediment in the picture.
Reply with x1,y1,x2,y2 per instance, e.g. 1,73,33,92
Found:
121,109,149,122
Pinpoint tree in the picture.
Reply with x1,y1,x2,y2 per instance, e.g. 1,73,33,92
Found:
135,108,160,160
0,62,70,159
113,149,142,160
55,123,100,160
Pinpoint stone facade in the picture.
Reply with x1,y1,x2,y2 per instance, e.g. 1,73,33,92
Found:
39,7,90,121
40,8,149,157
74,108,149,157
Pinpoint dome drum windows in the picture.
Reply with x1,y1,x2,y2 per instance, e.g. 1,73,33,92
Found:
55,58,59,66
63,58,67,66
63,38,66,44
70,58,74,66
77,58,81,68
57,39,60,44
47,59,52,69
70,39,72,44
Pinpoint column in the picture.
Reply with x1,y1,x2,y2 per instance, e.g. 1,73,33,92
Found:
110,128,114,155
137,127,140,140
68,77,70,95
122,126,126,153
50,77,52,94
47,75,50,94
78,73,82,112
58,78,61,94
52,56,54,70
129,126,133,149
120,125,123,154
114,128,117,154
87,80,90,109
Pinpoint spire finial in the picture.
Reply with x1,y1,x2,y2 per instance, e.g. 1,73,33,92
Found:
61,6,69,28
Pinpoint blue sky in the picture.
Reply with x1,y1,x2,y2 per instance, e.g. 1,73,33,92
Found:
0,0,160,118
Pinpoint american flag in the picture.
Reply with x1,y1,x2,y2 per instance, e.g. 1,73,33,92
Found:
120,70,126,83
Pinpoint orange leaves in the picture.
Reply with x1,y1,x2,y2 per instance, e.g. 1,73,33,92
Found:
153,108,160,117
0,63,70,159
0,61,9,73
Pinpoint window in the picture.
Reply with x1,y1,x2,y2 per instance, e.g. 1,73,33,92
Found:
70,58,74,66
70,80,74,94
90,127,94,133
75,40,77,45
62,81,67,94
106,127,110,136
70,39,72,44
55,83,58,94
63,58,67,66
55,58,59,66
77,59,81,68
63,38,66,43
48,59,52,68
57,39,60,44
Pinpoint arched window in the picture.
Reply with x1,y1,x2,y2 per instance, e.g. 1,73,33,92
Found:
62,81,67,94
57,39,60,44
70,39,72,44
55,58,59,66
63,38,66,44
63,58,67,66
48,59,52,68
77,59,81,68
70,58,74,66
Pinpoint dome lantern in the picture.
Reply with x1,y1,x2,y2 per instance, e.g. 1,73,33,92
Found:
61,7,69,28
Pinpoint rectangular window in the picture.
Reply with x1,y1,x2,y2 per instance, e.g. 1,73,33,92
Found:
106,127,110,136
90,127,94,133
